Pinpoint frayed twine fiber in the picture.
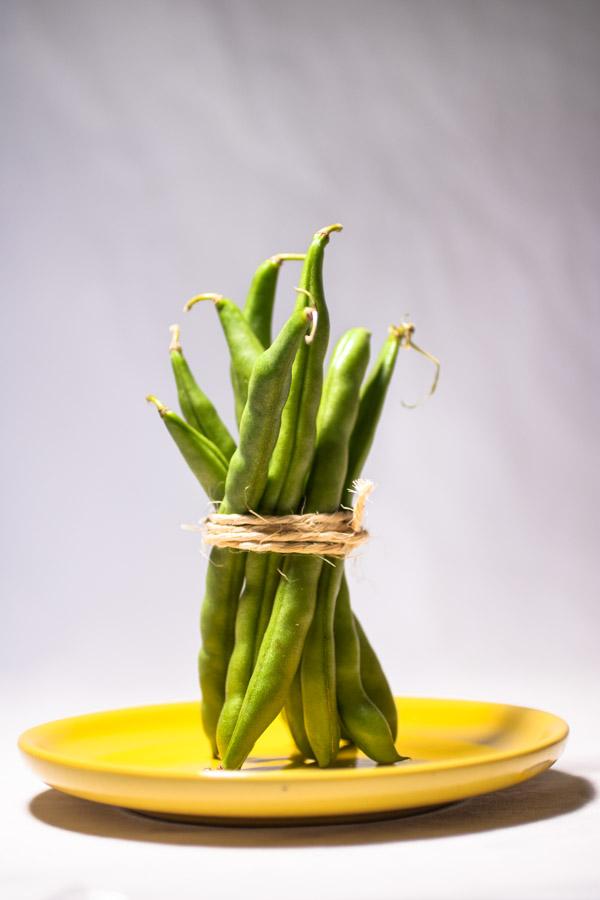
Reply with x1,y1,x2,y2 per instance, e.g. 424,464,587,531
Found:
200,479,374,558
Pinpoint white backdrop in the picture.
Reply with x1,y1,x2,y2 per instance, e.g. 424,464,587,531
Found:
2,1,599,898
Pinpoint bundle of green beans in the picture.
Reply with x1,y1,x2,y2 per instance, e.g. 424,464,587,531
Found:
147,225,409,769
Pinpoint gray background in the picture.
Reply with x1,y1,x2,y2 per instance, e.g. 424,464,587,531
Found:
3,0,599,769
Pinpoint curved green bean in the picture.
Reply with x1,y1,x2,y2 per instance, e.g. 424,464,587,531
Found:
301,328,371,767
215,552,264,759
334,575,402,763
145,395,228,502
283,670,313,760
263,224,342,513
265,224,342,757
230,226,341,759
222,227,343,769
219,305,316,515
243,253,305,348
185,293,264,426
168,325,236,461
199,548,245,756
345,325,402,492
213,252,304,753
305,328,370,510
260,226,341,758
353,612,398,740
341,326,404,739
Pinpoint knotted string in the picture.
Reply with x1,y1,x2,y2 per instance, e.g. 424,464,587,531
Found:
196,480,374,558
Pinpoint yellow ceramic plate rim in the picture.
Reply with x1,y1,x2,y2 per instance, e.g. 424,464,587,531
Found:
18,696,569,782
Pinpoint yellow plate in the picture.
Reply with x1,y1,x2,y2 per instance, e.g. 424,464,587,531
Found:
18,697,568,825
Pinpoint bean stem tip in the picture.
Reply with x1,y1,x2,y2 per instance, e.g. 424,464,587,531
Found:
169,324,182,352
184,293,223,313
146,394,168,417
269,253,306,266
315,223,343,239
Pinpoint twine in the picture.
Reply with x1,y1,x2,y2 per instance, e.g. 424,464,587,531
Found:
200,480,374,558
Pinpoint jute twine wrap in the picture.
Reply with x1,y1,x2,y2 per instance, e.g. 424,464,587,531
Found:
200,479,374,558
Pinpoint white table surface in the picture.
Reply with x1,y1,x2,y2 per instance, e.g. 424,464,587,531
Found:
4,704,599,900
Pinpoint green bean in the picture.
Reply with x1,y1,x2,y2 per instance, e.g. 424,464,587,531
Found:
341,326,404,738
145,395,228,502
222,226,342,769
219,305,316,515
213,305,316,755
263,224,342,513
299,563,342,765
345,325,402,492
251,555,319,758
252,554,281,665
222,553,323,769
184,293,264,426
199,548,245,756
146,389,239,757
215,552,264,759
258,226,341,757
204,254,305,749
353,612,398,740
188,295,313,756
300,328,371,767
243,253,305,348
334,575,402,763
231,226,340,758
305,329,371,510
210,254,305,757
263,224,342,757
168,325,236,461
284,671,313,759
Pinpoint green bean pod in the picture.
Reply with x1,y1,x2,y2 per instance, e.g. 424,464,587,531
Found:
222,553,323,769
252,554,281,665
185,294,264,426
222,229,344,769
219,305,317,515
345,325,402,492
305,328,371,510
251,553,317,759
284,671,313,759
300,328,371,767
145,395,228,502
215,552,265,759
146,392,234,756
213,305,316,755
262,224,342,513
199,548,245,756
212,253,303,744
300,562,343,765
257,226,341,757
353,612,398,740
168,325,236,461
243,253,305,348
221,226,340,759
340,326,404,739
334,575,403,763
